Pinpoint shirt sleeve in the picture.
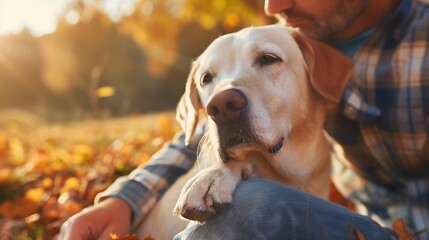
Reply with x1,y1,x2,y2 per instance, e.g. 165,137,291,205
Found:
94,123,204,228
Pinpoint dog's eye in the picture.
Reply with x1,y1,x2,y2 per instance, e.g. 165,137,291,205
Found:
256,53,282,67
201,73,213,86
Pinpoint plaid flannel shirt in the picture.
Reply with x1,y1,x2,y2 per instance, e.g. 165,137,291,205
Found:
327,0,429,238
98,0,429,237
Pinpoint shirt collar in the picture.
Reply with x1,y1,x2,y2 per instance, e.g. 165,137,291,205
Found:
326,0,416,57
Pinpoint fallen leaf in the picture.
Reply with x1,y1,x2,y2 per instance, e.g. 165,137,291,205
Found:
110,233,142,240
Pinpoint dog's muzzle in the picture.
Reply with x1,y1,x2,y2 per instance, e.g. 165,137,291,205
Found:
206,89,261,161
206,89,285,161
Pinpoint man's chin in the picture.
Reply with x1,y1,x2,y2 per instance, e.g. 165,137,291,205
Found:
298,27,332,40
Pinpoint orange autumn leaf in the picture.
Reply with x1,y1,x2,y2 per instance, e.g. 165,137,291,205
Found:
110,233,142,240
110,233,120,239
60,177,80,194
71,144,95,164
26,188,44,202
0,188,44,218
41,177,53,189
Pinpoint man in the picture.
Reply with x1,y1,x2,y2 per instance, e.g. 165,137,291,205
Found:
60,0,429,239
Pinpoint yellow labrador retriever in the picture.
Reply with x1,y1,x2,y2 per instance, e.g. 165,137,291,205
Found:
137,25,352,239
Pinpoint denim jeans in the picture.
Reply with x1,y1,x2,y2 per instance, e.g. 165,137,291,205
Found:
174,178,396,240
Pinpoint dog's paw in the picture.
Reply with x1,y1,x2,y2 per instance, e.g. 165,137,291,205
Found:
173,167,241,222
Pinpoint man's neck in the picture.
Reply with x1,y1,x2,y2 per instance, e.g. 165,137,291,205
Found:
333,0,401,40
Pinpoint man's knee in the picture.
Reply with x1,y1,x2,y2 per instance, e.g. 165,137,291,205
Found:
174,178,392,240
175,178,302,240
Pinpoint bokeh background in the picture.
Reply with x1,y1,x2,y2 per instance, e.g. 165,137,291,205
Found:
0,1,276,238
0,0,273,123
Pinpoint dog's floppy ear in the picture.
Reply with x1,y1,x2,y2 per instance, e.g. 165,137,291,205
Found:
176,61,201,145
292,31,353,102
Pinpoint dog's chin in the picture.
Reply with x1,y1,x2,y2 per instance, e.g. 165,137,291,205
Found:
218,138,259,162
213,117,285,162
218,135,285,162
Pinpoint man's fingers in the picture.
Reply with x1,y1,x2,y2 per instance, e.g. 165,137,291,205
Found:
59,218,97,240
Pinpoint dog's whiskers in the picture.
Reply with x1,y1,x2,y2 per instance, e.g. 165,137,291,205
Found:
196,131,216,169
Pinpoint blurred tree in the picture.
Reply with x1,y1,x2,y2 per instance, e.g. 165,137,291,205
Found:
117,0,270,77
0,30,48,112
182,0,268,30
0,0,272,121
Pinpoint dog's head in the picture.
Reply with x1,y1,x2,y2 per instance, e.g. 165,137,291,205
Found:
176,25,352,162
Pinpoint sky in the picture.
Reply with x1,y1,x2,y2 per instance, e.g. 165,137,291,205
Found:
0,0,136,37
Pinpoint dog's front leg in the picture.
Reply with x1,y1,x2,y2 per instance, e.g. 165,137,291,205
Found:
173,161,253,222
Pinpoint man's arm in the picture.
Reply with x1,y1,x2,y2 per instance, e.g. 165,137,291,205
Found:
95,124,204,228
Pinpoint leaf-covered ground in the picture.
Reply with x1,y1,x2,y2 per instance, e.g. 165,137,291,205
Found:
0,112,179,239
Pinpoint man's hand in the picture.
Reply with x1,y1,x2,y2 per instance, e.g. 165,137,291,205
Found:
58,197,132,240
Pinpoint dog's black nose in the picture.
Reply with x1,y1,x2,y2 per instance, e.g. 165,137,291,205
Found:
207,89,247,125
